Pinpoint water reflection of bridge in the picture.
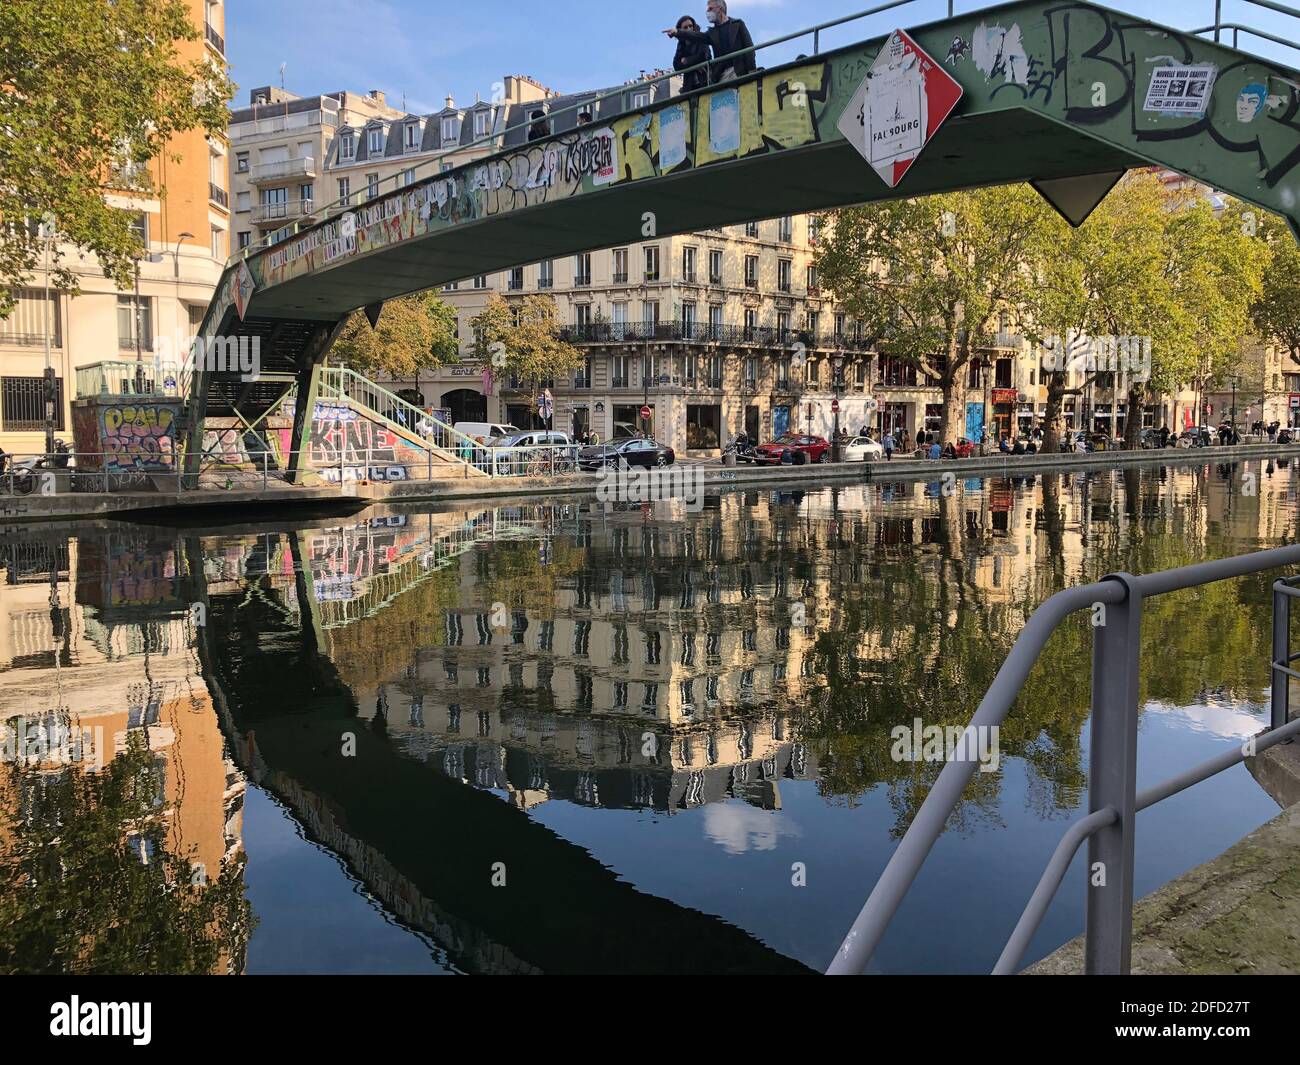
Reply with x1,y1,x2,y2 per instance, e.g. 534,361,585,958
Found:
192,514,816,974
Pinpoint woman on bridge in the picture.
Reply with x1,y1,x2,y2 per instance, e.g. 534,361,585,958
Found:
669,15,712,92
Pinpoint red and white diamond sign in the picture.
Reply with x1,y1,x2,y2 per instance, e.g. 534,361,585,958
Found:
837,28,963,188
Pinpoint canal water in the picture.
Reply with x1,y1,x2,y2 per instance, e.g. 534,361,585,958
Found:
0,459,1294,974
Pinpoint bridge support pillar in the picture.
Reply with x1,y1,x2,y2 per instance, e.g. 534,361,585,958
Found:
285,358,324,486
285,319,347,486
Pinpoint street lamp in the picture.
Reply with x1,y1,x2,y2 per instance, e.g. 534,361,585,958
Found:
172,232,194,279
831,351,845,461
1230,374,1240,432
39,218,57,456
134,250,165,391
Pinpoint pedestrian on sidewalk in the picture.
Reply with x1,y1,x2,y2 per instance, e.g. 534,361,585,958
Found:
883,430,895,461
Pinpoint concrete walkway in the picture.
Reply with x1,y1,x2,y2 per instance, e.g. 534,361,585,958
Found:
3,441,1297,526
1028,740,1300,975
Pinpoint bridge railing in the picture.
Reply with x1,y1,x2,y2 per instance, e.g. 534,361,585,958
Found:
828,543,1300,976
229,0,1300,266
1195,0,1300,62
230,0,931,260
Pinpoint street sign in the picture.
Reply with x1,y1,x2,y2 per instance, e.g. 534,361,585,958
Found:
837,28,963,189
863,397,879,413
639,404,651,420
831,399,840,413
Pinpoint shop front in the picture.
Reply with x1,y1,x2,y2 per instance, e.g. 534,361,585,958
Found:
991,388,1017,441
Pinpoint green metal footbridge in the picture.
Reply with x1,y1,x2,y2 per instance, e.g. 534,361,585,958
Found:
181,0,1300,483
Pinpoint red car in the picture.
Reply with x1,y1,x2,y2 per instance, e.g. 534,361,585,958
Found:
754,433,831,465
952,437,976,458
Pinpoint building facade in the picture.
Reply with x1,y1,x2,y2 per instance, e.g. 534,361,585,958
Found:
0,0,230,454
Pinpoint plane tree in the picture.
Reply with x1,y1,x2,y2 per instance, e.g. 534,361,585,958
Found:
815,184,1056,446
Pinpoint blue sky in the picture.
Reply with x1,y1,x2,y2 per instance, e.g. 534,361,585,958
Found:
225,0,1298,115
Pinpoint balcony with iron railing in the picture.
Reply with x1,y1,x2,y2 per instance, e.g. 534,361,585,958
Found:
555,319,879,351
209,182,229,208
204,21,225,55
230,109,339,142
251,199,316,225
612,271,629,284
249,157,316,183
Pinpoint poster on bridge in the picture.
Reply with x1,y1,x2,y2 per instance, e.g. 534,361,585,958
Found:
837,28,963,189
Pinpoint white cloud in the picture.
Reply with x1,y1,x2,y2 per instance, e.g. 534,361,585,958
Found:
702,801,800,855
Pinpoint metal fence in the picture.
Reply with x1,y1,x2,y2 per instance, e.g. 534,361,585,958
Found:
828,543,1300,976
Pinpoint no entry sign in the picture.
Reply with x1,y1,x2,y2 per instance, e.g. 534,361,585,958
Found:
837,28,963,188
639,405,652,420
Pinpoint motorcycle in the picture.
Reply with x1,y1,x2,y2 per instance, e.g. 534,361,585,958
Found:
721,435,758,464
2,442,71,495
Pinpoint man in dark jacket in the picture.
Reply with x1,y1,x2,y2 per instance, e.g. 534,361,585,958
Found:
665,1,755,84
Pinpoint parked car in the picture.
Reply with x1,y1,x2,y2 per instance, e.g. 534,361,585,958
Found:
952,437,976,458
490,430,577,473
453,421,517,442
754,434,831,465
842,435,884,462
578,437,675,471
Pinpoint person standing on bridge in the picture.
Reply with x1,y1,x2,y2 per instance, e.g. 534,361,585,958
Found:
664,0,756,84
669,15,712,93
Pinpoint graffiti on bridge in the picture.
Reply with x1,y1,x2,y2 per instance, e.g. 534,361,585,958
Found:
308,402,410,482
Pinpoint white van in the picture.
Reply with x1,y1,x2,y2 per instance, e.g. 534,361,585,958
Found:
453,421,517,441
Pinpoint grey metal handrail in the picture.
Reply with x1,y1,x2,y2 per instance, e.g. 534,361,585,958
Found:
1196,0,1300,61
829,542,1300,975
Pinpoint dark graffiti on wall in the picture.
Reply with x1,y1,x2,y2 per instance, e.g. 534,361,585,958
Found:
1033,5,1300,189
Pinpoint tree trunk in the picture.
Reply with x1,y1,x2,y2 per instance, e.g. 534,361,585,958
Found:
1042,372,1068,454
941,375,965,446
1123,382,1146,449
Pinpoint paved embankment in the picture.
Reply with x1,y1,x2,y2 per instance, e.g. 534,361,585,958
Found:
4,441,1297,525
370,440,1300,506
0,481,376,526
1028,739,1300,975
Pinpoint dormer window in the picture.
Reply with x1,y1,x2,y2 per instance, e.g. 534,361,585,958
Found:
404,122,420,149
473,110,491,138
441,115,461,142
631,90,650,109
368,127,384,154
337,133,355,161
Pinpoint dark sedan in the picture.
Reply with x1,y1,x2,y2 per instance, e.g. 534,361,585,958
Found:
578,437,676,471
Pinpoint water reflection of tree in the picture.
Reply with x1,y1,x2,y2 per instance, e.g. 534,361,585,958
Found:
0,734,253,975
799,472,1282,837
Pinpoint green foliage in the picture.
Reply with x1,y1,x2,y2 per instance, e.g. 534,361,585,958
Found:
815,185,1056,437
0,0,233,315
331,291,460,380
1252,213,1300,366
471,294,584,400
0,732,254,974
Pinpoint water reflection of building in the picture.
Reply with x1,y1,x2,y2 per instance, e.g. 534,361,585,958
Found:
0,535,247,972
